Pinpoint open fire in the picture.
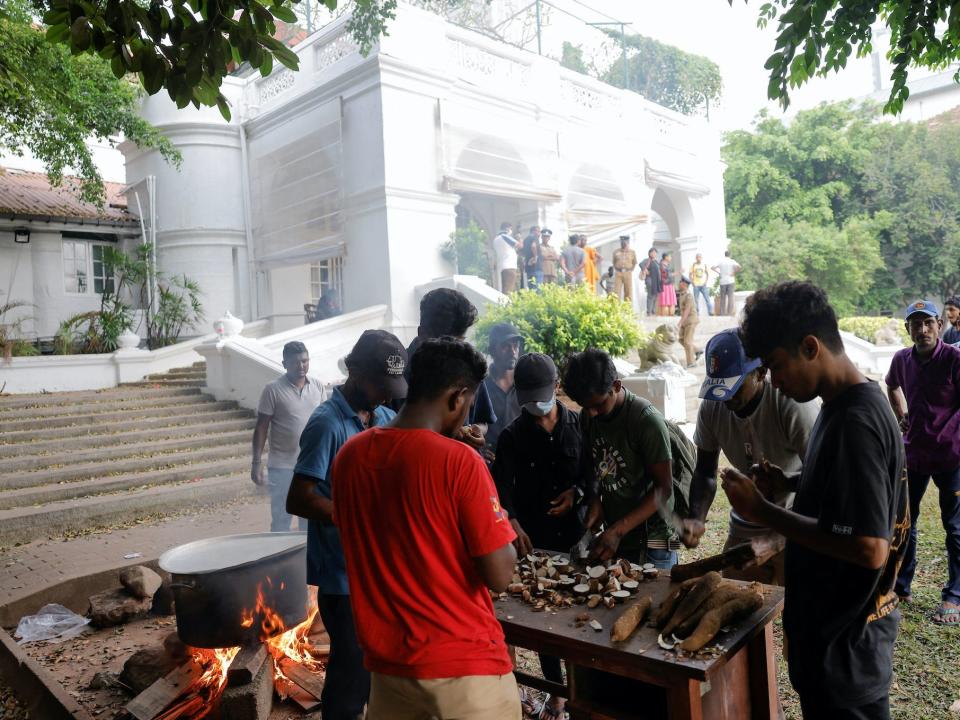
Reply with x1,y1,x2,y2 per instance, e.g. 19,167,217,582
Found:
125,577,327,720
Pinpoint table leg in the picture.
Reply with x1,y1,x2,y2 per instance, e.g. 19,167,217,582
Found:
747,623,780,720
666,679,703,720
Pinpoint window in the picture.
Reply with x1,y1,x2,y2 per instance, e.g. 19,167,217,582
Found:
63,239,116,295
92,245,115,294
63,240,89,294
309,257,343,305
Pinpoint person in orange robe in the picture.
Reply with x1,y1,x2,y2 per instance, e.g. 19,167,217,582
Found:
578,235,599,295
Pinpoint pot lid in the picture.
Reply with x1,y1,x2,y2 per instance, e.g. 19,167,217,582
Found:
159,532,307,574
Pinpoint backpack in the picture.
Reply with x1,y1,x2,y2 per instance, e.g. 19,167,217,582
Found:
626,394,695,519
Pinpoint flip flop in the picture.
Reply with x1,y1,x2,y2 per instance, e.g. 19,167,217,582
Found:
519,687,543,719
539,696,569,720
932,604,960,625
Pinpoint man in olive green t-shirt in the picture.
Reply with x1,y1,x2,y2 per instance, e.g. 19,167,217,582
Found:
563,349,682,568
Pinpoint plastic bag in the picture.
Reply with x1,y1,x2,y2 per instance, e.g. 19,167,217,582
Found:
14,603,90,644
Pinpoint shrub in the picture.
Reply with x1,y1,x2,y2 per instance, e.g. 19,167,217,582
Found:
441,221,493,283
838,316,909,346
0,301,38,358
473,284,643,367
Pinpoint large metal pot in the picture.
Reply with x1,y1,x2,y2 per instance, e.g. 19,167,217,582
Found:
159,532,308,649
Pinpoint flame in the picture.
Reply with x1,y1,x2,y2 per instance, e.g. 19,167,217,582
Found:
152,579,325,719
245,577,327,673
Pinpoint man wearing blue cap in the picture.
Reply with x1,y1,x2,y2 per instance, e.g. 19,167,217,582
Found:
886,299,960,624
687,329,819,583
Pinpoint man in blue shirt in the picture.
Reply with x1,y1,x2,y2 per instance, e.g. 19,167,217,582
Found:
287,329,408,720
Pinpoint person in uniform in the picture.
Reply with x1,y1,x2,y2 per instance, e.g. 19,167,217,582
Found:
677,276,699,367
612,236,638,302
538,229,559,285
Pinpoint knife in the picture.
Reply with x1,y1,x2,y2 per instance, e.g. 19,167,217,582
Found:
569,528,595,560
655,487,686,538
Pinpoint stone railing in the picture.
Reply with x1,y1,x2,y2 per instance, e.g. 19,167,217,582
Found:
196,304,391,409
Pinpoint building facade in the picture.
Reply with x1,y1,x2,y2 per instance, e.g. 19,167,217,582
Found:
120,3,728,333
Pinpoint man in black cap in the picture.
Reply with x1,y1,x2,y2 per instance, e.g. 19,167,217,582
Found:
286,329,408,720
492,352,585,720
481,323,523,459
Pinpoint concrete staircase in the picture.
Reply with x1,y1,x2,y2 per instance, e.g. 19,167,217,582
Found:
0,362,260,546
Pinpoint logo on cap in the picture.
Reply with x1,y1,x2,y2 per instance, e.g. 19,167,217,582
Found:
709,355,720,375
386,355,405,376
915,302,926,310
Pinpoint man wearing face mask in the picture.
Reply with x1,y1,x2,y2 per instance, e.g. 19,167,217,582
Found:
481,323,523,458
286,330,408,720
492,353,584,720
686,329,819,584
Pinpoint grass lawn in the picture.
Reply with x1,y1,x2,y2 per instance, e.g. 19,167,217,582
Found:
688,488,960,719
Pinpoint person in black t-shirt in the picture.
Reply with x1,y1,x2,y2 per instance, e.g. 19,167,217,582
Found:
721,281,908,720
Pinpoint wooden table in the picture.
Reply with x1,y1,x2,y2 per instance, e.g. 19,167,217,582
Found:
496,576,784,720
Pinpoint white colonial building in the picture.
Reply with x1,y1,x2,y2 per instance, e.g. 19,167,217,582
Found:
120,2,728,336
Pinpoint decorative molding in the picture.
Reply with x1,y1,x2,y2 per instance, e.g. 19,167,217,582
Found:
445,38,530,91
561,79,617,114
258,70,295,105
315,32,358,72
645,163,711,197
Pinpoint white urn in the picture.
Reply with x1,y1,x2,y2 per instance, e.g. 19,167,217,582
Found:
213,311,244,338
116,329,141,350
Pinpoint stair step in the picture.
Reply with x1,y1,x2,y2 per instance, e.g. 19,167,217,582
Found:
146,371,205,381
0,474,259,546
2,430,252,472
0,419,255,457
2,443,248,489
0,408,254,445
0,393,227,421
0,400,239,433
0,386,202,410
162,366,206,376
123,378,205,388
0,456,250,508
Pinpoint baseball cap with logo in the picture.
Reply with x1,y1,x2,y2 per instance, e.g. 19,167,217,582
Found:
514,353,557,405
904,300,939,320
345,330,408,398
488,323,523,352
698,329,762,402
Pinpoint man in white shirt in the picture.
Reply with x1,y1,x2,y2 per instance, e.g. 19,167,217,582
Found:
493,222,519,294
712,250,742,316
252,341,327,531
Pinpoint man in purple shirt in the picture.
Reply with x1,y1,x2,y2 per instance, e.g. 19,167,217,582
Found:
886,299,960,625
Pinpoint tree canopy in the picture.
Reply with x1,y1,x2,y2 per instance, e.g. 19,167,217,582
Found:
725,101,960,313
601,31,723,116
0,0,179,204
746,0,960,114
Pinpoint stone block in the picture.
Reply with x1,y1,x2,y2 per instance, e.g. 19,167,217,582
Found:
88,587,152,628
119,565,163,600
219,651,273,720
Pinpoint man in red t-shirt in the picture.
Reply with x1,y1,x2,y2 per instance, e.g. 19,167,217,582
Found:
332,338,520,719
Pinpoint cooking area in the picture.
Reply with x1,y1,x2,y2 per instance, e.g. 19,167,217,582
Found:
5,532,329,720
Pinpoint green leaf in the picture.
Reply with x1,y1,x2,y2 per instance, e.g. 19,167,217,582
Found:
270,4,297,23
216,94,232,121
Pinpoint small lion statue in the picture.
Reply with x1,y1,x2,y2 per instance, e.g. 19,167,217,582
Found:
874,319,903,346
639,324,686,368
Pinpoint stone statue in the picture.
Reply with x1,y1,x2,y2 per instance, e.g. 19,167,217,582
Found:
639,324,686,368
874,319,904,346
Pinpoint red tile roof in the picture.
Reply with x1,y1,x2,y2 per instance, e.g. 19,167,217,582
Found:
0,167,136,224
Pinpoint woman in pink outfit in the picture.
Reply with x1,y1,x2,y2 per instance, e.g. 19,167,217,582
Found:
658,253,677,315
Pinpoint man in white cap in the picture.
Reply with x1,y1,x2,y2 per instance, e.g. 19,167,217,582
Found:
686,329,819,584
